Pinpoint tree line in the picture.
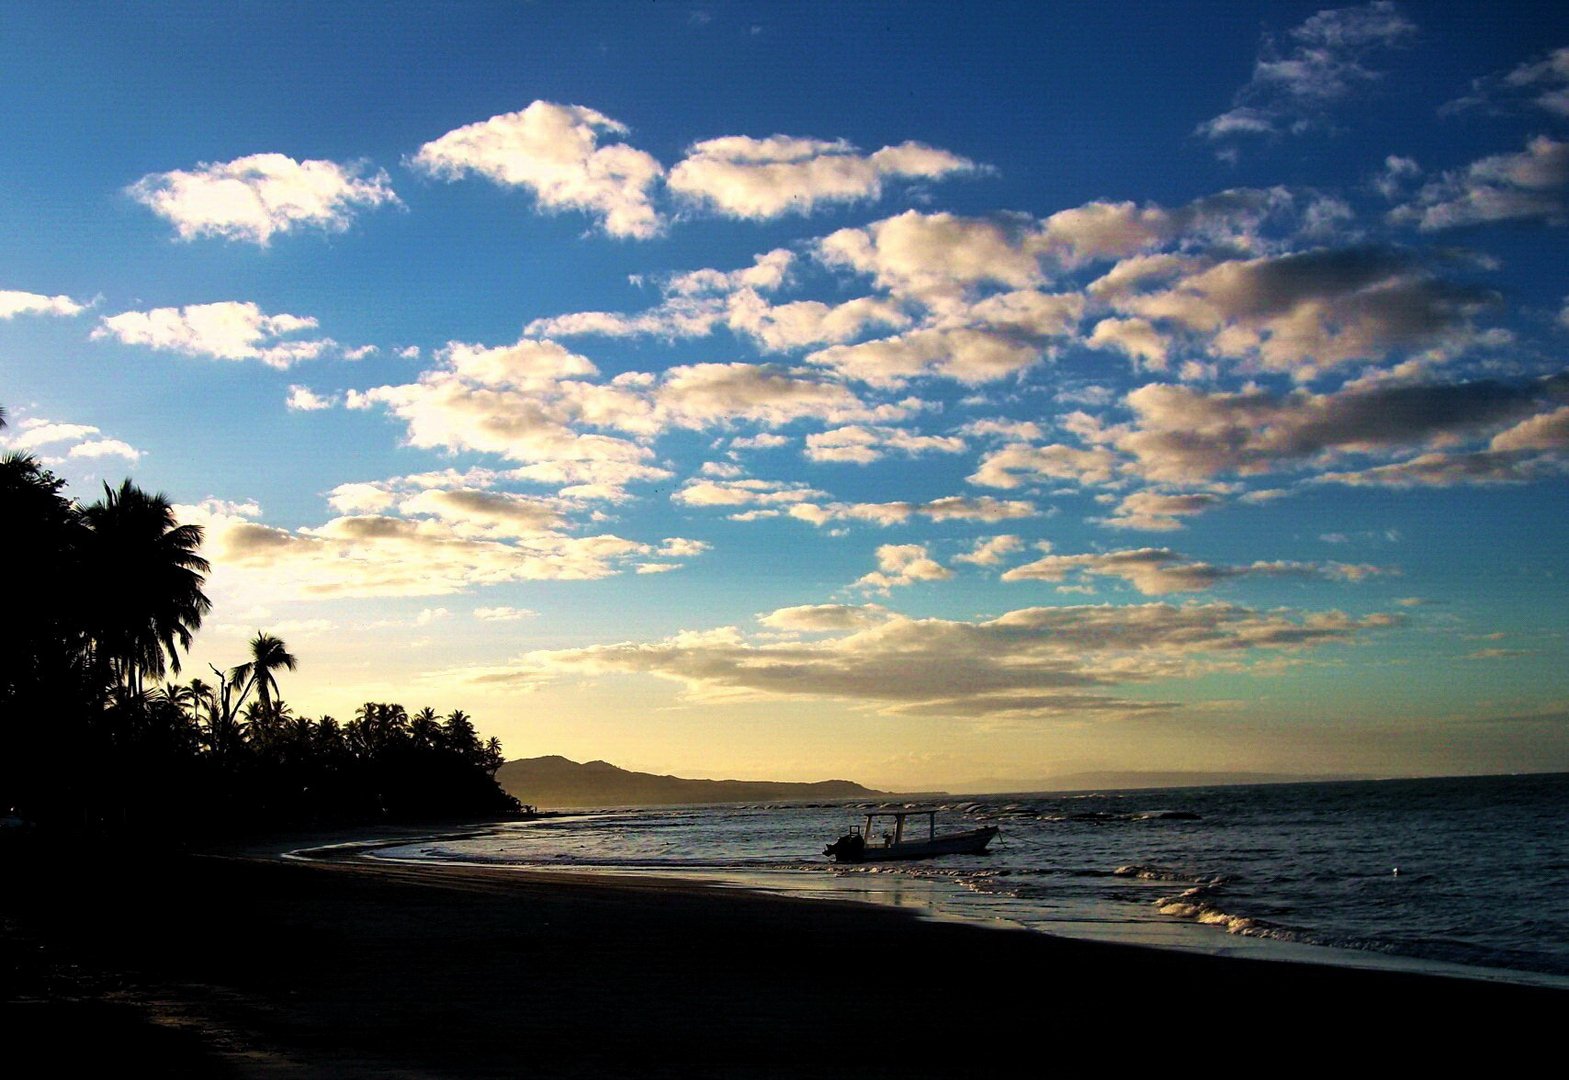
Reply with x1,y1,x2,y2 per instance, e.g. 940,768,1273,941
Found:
1,414,519,839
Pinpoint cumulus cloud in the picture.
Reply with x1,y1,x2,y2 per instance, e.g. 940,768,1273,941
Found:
786,495,1036,529
855,543,953,590
286,385,340,411
1100,491,1227,532
1105,245,1499,379
93,301,336,367
3,418,143,463
968,442,1121,489
510,601,1400,718
804,424,965,464
128,153,398,244
1197,2,1416,147
0,289,86,319
808,326,1042,387
410,101,664,238
349,335,894,496
668,135,975,219
1389,136,1569,230
1001,546,1388,594
953,534,1024,566
180,485,690,600
1114,372,1569,485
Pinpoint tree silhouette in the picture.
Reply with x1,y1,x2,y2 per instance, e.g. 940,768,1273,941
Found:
229,632,298,719
81,480,210,694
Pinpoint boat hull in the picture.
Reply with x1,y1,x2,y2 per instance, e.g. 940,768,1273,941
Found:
827,825,998,863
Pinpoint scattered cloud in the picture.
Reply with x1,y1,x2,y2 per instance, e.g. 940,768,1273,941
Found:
128,153,398,244
855,543,952,590
1389,136,1569,230
804,424,965,464
93,301,337,367
668,135,975,219
1197,2,1417,150
1001,546,1388,594
511,601,1401,718
410,101,664,239
0,289,87,319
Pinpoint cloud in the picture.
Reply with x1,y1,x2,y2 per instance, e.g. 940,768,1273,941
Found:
0,289,86,319
350,335,893,496
512,600,1400,718
804,425,965,464
410,101,664,238
128,153,398,244
1443,46,1569,118
67,439,142,461
1197,2,1416,147
526,248,909,353
953,534,1023,566
1114,372,1569,485
93,301,335,367
1100,491,1227,532
286,385,340,411
3,418,143,463
1389,136,1569,230
475,606,537,621
808,326,1042,386
968,442,1121,489
673,476,825,508
1000,546,1388,594
786,495,1036,529
855,543,952,590
668,135,975,219
180,486,688,600
1106,245,1499,379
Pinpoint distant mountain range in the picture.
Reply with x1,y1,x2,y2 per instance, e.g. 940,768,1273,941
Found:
497,756,889,808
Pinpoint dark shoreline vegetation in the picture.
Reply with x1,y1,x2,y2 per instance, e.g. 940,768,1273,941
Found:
1,432,520,844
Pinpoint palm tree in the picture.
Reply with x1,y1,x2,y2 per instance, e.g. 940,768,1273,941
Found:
81,480,210,694
229,632,298,719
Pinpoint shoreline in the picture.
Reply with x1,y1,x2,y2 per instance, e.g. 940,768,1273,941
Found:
350,822,1569,994
5,836,1563,1075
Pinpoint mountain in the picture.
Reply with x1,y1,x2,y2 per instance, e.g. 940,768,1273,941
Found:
497,756,887,808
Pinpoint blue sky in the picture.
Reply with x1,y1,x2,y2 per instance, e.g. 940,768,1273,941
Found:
4,2,1567,789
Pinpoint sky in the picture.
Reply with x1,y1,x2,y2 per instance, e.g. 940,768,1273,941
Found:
3,1,1567,791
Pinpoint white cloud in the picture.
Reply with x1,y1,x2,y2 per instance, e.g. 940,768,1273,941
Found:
804,425,965,464
128,153,398,244
93,301,334,368
0,289,86,319
67,439,142,462
1389,136,1569,230
287,385,340,411
856,543,952,590
410,101,664,239
475,606,537,621
953,534,1023,566
668,135,974,219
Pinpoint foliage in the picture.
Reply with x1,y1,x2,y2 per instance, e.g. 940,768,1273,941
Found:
0,442,519,839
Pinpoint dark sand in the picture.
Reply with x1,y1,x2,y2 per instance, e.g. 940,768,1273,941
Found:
2,843,1560,1077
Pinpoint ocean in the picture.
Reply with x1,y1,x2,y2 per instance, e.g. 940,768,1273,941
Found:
372,772,1569,988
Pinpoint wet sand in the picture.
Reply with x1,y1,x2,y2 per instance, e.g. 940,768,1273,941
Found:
2,847,1561,1076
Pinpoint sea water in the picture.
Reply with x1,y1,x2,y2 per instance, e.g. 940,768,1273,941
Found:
372,772,1569,988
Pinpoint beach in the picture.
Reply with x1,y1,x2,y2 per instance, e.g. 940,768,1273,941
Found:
2,839,1561,1077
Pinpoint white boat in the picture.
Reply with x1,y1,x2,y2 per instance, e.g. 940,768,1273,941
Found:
823,808,998,863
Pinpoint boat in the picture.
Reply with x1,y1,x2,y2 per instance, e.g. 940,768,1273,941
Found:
823,808,998,863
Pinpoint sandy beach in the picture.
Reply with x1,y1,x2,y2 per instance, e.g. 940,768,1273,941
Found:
1,836,1561,1078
